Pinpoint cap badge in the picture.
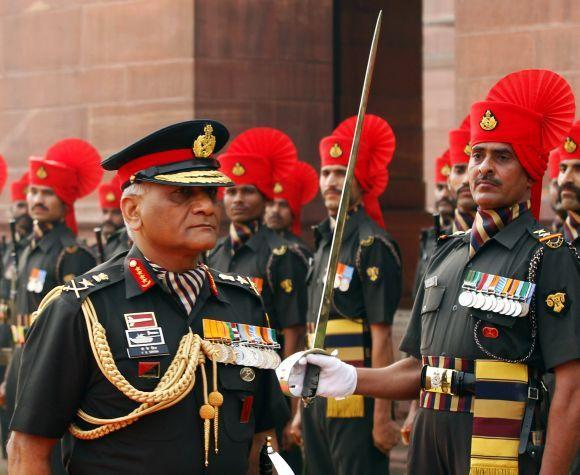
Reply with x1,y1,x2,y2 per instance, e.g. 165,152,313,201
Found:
36,166,48,180
480,110,498,131
193,124,216,158
441,164,451,176
273,182,283,194
464,143,472,156
232,162,245,176
105,192,116,202
329,143,343,158
564,137,577,154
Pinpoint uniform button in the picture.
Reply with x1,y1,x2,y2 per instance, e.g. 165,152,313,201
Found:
129,259,137,268
452,305,458,312
486,313,493,319
422,305,427,311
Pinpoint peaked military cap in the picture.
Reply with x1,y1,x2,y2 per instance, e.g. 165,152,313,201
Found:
102,120,234,189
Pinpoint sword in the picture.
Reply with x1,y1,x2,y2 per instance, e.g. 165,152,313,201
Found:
276,10,383,403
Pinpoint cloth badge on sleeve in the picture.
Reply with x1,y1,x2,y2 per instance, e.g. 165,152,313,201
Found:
544,291,569,316
334,263,354,292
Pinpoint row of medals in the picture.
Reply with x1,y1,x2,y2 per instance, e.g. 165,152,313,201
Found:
457,271,535,317
211,342,282,370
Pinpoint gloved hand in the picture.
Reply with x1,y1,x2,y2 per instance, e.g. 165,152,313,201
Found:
284,353,357,398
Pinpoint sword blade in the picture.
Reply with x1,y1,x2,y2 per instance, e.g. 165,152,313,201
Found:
311,10,382,350
301,10,383,401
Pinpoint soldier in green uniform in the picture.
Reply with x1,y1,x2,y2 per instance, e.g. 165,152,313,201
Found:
5,139,102,474
557,120,580,247
296,114,402,475
0,172,32,456
264,160,319,258
284,69,580,475
8,120,289,474
95,176,130,261
207,127,309,471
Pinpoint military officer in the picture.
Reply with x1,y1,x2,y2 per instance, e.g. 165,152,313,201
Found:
8,120,289,474
284,69,580,475
96,175,131,260
296,114,402,475
557,120,580,247
207,127,309,359
264,160,319,256
548,150,566,232
411,150,453,300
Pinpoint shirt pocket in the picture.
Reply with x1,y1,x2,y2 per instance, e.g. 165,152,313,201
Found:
218,365,257,443
469,308,518,328
420,285,446,352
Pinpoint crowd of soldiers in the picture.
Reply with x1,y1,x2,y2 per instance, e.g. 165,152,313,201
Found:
0,67,577,475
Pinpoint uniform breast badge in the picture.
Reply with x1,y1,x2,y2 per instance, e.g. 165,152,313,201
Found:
202,318,281,370
334,263,354,292
366,267,380,282
280,279,293,293
458,270,535,317
123,311,169,358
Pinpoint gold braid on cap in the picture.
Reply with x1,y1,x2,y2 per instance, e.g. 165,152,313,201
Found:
31,287,223,465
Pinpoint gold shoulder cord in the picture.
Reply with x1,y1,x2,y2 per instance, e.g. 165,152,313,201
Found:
32,290,222,467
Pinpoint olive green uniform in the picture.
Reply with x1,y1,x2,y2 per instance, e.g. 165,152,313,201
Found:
11,246,289,474
303,207,402,475
400,211,580,474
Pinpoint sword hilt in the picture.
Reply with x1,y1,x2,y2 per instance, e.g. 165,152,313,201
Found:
301,363,321,406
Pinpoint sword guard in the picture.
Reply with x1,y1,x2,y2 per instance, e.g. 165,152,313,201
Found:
275,348,330,402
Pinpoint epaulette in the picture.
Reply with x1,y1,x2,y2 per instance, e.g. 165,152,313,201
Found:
61,265,123,301
356,232,402,270
532,229,565,249
210,269,262,298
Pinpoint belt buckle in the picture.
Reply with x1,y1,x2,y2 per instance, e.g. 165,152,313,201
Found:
528,387,539,400
424,366,455,395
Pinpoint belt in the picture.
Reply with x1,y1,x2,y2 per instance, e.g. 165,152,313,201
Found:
419,356,475,413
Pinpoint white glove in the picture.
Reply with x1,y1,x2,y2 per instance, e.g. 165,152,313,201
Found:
286,353,357,398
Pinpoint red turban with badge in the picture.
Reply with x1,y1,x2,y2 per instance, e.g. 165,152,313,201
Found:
29,138,103,234
10,171,30,202
470,69,575,220
98,175,122,209
449,115,471,166
548,149,561,180
557,119,580,163
0,155,7,194
319,114,396,228
219,127,297,200
434,150,451,184
272,161,319,235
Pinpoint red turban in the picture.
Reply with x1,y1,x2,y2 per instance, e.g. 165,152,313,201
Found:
98,175,122,209
29,138,103,234
10,171,30,202
470,69,575,219
434,150,451,184
272,161,319,235
548,149,561,180
319,114,396,228
219,127,297,200
449,115,471,166
0,155,7,195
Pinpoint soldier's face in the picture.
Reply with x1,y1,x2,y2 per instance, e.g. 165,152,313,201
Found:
27,185,67,224
319,165,363,216
124,183,219,253
468,142,531,210
10,200,29,219
549,178,563,214
264,199,293,231
223,184,265,224
558,158,580,212
434,182,454,217
101,208,124,230
448,164,476,213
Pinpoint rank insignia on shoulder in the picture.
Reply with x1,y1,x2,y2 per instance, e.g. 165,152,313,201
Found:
366,266,380,282
272,245,287,256
63,273,75,283
533,229,564,249
92,272,109,283
545,291,568,315
218,273,236,282
280,279,293,293
62,278,94,299
360,236,374,247
424,275,438,288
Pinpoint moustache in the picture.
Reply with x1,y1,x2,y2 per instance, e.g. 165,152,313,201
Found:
436,197,453,207
31,204,49,212
475,176,502,187
323,188,342,197
560,183,580,199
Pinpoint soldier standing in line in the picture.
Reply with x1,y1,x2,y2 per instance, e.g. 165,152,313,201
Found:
295,114,402,475
96,175,131,261
557,120,580,248
4,139,101,474
207,127,309,472
7,120,289,474
264,160,319,257
284,69,580,475
548,149,566,232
